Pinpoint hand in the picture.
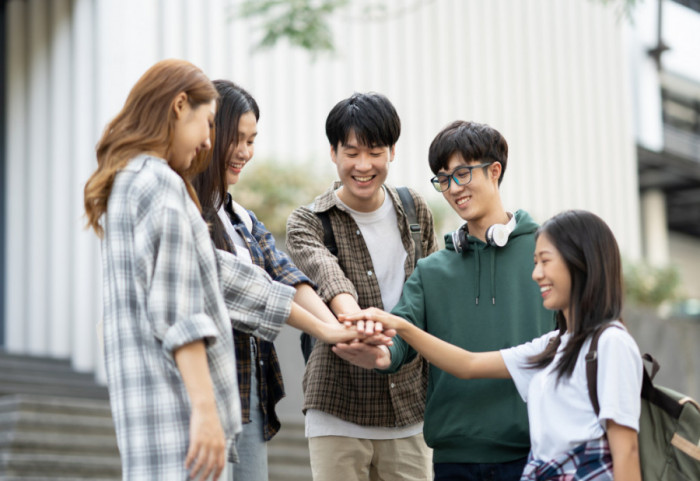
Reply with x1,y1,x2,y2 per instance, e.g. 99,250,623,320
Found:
317,319,393,346
339,307,407,333
185,401,226,480
333,341,392,370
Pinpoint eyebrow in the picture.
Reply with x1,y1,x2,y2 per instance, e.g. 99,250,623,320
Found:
438,164,469,175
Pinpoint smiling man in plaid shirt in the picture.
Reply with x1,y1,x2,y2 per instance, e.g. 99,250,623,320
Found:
286,92,438,481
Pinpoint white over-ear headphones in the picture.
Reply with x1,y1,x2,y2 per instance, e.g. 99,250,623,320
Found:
485,212,516,248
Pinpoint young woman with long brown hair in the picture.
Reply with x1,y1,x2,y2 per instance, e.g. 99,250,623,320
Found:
84,60,379,481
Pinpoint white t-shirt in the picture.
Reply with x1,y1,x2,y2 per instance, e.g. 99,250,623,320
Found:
306,188,420,440
335,188,408,311
217,202,252,265
500,321,642,462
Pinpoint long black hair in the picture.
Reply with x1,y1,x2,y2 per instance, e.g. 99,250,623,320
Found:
191,80,259,251
528,210,624,381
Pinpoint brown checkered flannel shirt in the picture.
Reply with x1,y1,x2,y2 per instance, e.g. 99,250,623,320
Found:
286,183,439,426
224,194,312,441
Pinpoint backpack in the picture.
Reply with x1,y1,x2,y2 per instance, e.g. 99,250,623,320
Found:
586,323,700,480
300,186,423,364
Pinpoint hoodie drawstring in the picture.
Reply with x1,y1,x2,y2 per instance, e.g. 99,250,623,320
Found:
474,247,480,305
490,248,496,305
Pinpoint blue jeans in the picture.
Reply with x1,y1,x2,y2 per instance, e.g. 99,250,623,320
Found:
433,456,528,481
230,340,268,481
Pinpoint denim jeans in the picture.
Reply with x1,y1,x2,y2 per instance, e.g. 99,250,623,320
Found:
433,456,528,481
230,339,268,481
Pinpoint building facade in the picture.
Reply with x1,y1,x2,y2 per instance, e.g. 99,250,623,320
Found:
2,0,697,385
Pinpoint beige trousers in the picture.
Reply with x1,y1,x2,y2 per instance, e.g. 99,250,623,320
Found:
308,432,432,481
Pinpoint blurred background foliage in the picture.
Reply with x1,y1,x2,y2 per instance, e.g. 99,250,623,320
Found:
623,260,683,309
231,158,335,242
229,157,455,248
234,158,685,312
235,0,641,56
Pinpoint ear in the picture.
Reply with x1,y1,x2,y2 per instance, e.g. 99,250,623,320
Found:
489,161,502,184
172,92,188,120
330,144,338,165
389,145,396,162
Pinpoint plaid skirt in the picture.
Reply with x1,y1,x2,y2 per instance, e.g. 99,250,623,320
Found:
520,437,613,480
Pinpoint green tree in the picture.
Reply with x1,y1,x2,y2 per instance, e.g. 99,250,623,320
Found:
235,0,641,55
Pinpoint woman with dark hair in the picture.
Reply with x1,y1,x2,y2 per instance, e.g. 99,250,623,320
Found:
190,80,340,481
341,210,643,480
84,61,378,481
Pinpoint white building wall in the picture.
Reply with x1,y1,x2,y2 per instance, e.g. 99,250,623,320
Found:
4,0,641,373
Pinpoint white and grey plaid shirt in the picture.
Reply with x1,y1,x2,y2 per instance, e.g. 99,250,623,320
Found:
100,154,294,480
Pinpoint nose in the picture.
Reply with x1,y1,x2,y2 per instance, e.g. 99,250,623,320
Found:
447,175,463,194
203,136,212,150
237,143,251,160
355,153,372,171
532,263,542,282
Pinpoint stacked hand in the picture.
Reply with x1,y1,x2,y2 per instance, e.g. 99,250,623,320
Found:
340,307,407,335
317,315,396,347
327,308,407,370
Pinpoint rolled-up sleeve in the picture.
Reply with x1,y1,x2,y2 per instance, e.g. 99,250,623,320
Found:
216,249,295,341
248,210,311,287
144,206,219,357
286,206,358,303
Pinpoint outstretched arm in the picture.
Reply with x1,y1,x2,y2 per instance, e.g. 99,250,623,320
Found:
293,282,339,325
341,308,510,380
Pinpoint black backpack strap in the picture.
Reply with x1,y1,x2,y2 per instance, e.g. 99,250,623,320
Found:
301,205,336,364
396,186,422,266
586,323,627,415
316,209,338,257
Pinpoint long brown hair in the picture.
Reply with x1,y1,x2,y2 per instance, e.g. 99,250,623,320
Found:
528,210,624,381
84,59,218,236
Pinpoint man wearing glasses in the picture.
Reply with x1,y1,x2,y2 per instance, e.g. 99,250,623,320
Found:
335,121,554,480
286,92,438,480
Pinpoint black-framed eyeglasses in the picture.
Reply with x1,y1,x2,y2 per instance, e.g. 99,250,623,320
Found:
430,162,494,192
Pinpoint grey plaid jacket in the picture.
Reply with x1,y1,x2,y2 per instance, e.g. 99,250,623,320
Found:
286,183,438,427
100,155,295,479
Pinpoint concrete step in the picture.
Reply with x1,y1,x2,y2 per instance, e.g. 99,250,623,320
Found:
0,452,121,477
0,477,120,481
268,420,311,481
0,409,116,435
0,394,121,478
268,463,312,481
0,352,74,371
0,395,112,417
0,430,118,456
0,352,108,400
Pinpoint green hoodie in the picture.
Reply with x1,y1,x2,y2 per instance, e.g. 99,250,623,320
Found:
387,210,555,464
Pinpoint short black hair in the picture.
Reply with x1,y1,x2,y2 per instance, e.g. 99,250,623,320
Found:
325,92,401,151
428,120,508,185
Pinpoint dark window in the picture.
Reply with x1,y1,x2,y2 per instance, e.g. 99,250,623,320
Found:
672,0,700,13
662,90,700,134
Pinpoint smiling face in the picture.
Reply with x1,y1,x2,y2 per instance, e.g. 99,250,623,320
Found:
224,111,258,187
169,98,215,172
532,233,572,324
440,153,503,233
331,129,395,212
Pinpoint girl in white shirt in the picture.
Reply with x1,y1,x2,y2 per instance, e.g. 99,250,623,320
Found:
343,210,642,481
